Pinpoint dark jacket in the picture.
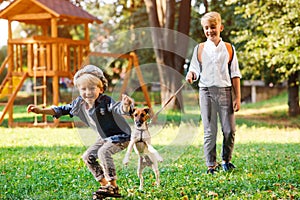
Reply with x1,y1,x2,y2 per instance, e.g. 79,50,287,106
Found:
51,94,131,142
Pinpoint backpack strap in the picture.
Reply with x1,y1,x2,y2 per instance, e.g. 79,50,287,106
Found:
225,42,234,83
224,42,234,65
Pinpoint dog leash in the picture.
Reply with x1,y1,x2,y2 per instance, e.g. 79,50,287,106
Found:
149,81,186,124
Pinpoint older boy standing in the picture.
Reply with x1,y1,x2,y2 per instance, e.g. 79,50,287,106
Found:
186,11,241,174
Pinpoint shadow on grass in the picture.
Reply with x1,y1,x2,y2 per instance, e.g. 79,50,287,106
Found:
236,113,300,129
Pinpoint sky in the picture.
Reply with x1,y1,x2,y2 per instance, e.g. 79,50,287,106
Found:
1,19,9,47
0,19,19,47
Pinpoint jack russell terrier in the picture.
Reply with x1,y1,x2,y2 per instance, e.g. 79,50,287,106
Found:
123,107,163,190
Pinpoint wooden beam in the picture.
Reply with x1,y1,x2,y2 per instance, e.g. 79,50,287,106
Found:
10,13,52,21
28,71,73,77
8,20,12,39
84,23,89,41
88,52,132,59
130,52,152,109
27,44,33,74
119,56,133,99
51,18,58,37
51,17,59,105
7,20,13,125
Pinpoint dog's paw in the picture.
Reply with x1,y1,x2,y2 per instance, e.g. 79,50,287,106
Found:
157,155,163,162
155,180,160,187
123,157,129,165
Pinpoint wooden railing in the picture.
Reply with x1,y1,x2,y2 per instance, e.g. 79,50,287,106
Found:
0,52,11,75
7,36,89,78
0,53,12,94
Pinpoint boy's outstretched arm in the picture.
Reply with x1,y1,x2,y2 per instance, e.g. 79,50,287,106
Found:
27,104,56,115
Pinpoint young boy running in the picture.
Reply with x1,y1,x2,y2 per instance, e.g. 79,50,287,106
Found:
27,65,134,196
186,11,241,174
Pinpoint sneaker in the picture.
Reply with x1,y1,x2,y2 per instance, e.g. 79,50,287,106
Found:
95,185,120,196
206,168,217,175
222,162,236,172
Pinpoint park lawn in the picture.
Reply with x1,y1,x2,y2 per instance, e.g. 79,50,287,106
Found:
0,92,299,199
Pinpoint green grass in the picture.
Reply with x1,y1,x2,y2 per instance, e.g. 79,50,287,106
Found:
0,91,299,199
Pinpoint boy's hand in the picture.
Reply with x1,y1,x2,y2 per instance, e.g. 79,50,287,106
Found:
122,94,134,105
122,94,134,113
27,104,40,114
186,71,196,84
233,99,241,112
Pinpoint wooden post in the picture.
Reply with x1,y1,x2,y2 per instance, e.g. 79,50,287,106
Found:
84,23,90,70
251,85,256,103
51,18,59,105
130,52,152,109
243,80,265,103
7,20,13,126
119,56,133,99
27,44,32,74
84,23,89,42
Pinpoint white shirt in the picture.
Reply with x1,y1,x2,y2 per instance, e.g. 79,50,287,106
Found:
188,39,241,87
82,104,98,132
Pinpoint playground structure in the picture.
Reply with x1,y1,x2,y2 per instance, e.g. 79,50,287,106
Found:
0,0,151,127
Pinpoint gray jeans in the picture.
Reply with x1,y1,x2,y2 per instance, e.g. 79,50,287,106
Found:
82,138,129,182
199,87,236,167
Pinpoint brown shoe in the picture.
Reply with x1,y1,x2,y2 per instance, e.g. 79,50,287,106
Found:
96,185,120,196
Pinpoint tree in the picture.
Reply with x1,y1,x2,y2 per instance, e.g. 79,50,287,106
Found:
144,0,192,110
227,0,300,116
87,0,194,110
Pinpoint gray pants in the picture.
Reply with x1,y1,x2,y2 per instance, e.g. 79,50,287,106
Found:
82,138,129,182
199,87,236,167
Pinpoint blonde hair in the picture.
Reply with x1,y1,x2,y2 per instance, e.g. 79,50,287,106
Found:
201,11,222,26
73,65,108,91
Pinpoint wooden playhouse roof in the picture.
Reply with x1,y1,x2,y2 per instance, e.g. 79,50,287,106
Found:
0,0,102,25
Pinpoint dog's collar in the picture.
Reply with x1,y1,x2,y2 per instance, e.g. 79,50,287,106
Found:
135,128,147,143
135,128,147,131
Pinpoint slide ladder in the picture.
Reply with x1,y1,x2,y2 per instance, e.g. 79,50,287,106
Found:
32,65,48,125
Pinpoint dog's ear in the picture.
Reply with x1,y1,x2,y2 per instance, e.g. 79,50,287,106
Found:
143,107,150,114
130,107,136,116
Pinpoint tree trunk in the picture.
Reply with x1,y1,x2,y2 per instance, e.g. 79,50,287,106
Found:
287,71,300,116
144,0,191,111
203,0,209,13
174,0,191,111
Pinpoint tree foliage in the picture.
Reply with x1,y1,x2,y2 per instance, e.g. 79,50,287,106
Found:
227,0,300,116
227,0,300,84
